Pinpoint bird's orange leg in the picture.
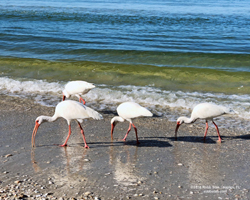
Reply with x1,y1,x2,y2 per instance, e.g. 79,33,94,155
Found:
60,125,71,147
78,122,89,148
132,123,140,144
79,97,86,105
203,121,209,142
212,121,222,142
123,123,132,141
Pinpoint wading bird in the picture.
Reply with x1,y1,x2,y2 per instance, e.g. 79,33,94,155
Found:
175,102,233,142
32,100,103,148
62,81,95,104
111,102,153,144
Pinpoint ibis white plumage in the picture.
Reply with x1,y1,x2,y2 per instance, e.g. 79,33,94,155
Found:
111,102,153,144
62,81,95,105
32,100,103,148
175,102,233,142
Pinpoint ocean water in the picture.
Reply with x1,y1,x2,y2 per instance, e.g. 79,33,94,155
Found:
1,0,250,129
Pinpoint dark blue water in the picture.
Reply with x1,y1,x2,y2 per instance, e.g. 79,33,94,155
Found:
1,0,250,62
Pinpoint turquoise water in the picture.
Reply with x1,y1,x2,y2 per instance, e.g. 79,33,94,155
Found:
0,0,250,128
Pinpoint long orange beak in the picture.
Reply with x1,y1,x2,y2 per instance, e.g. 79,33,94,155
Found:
175,122,181,139
62,94,66,101
32,122,40,147
111,123,115,140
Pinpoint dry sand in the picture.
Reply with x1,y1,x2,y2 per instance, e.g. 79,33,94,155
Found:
0,95,250,199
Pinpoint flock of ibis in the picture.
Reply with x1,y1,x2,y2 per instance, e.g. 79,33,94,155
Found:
32,80,233,148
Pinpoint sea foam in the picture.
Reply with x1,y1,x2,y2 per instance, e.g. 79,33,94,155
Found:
1,77,250,127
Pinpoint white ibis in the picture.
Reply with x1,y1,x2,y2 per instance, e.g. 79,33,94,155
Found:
62,81,95,104
175,102,233,142
32,100,103,148
111,102,153,144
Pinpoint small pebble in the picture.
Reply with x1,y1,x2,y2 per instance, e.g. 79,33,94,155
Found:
84,191,92,196
14,180,21,184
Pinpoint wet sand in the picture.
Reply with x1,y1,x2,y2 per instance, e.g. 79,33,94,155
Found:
0,95,250,199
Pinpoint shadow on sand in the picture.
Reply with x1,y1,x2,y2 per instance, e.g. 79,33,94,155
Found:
167,136,218,144
75,139,172,148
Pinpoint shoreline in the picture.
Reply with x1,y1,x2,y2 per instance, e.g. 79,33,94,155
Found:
0,95,249,199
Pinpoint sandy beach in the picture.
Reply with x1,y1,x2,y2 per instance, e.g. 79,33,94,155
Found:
0,95,249,200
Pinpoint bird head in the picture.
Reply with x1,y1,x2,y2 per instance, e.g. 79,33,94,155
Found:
110,116,124,140
62,89,70,100
35,116,45,125
110,117,117,140
175,117,186,139
31,116,48,147
176,117,186,125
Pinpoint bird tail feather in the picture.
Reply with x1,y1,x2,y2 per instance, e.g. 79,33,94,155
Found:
141,107,153,117
85,106,103,120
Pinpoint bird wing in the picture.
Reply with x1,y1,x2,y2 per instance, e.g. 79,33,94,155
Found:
117,102,153,119
191,103,230,119
65,81,95,95
55,100,102,121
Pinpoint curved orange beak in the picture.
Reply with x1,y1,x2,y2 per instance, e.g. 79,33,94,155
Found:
111,123,115,140
32,121,40,147
175,122,181,139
